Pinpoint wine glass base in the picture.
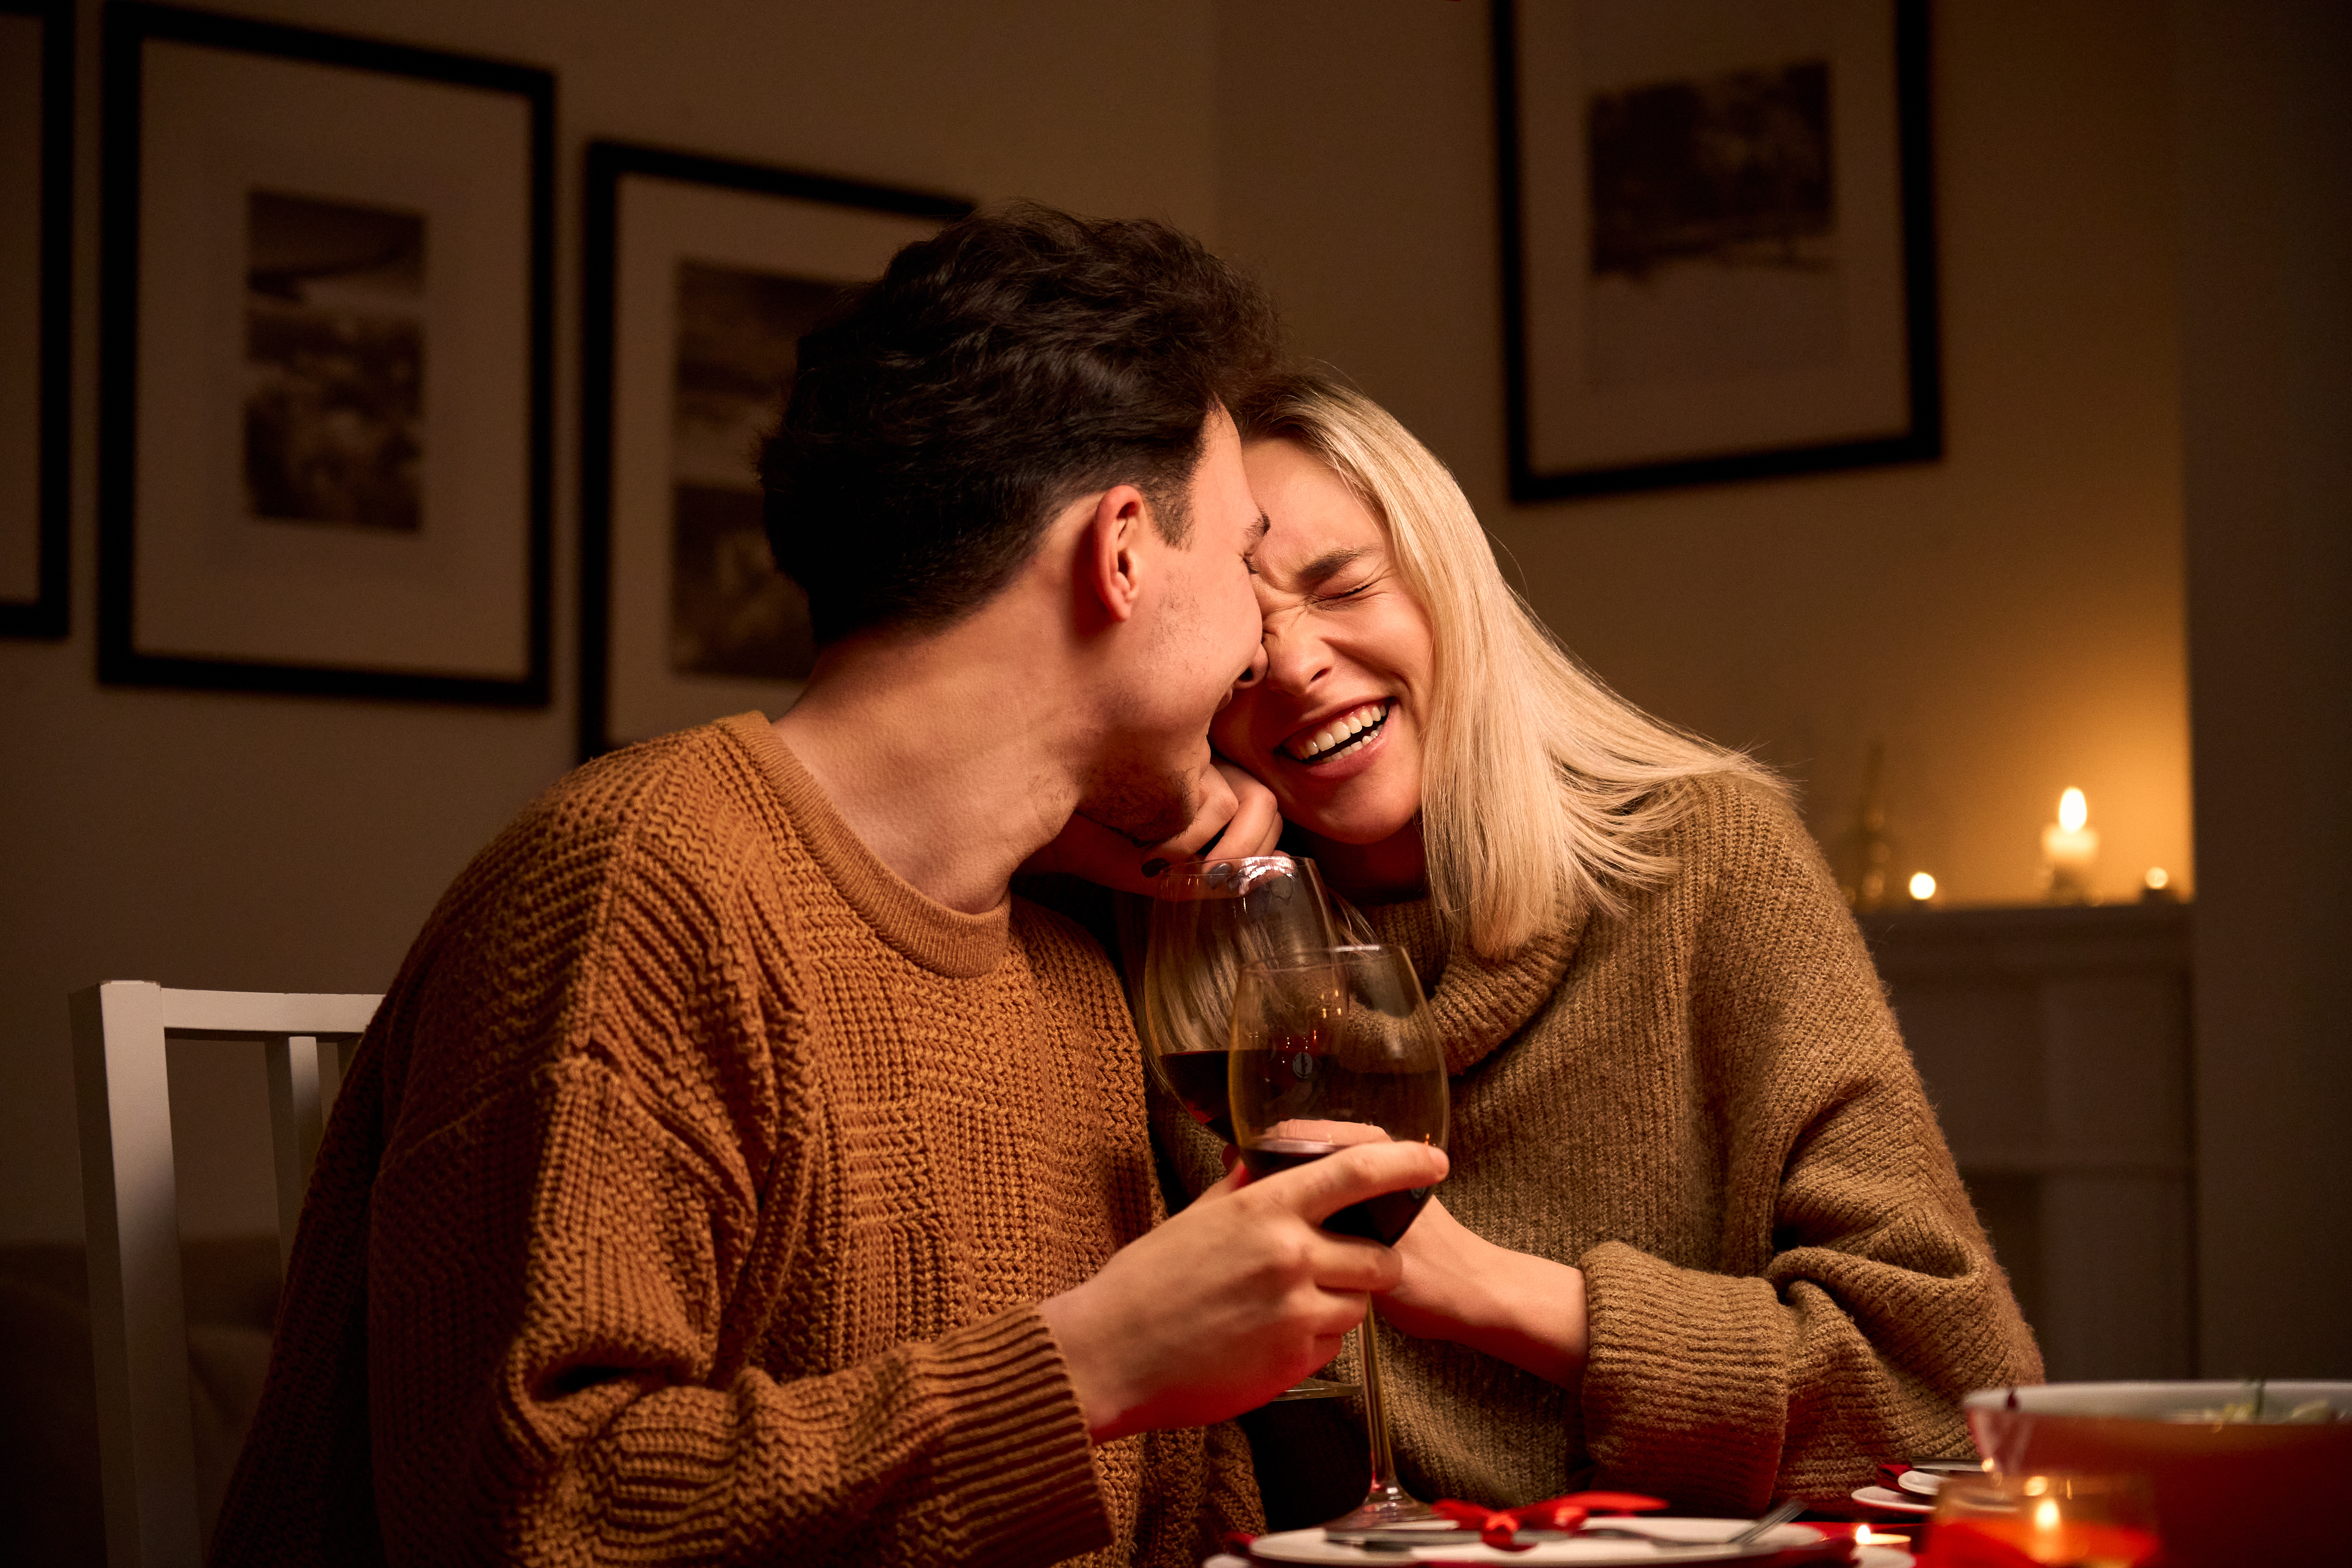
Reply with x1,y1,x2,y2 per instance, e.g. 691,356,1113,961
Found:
1322,1486,1439,1531
1270,1376,1358,1402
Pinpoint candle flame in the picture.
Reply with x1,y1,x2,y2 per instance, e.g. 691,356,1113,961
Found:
2058,788,2087,833
2145,866,2169,889
2033,1498,2061,1533
1908,872,1936,901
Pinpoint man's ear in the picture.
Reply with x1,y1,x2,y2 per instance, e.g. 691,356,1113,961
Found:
1081,483,1151,625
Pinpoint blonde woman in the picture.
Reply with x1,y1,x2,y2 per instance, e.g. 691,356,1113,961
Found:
1044,367,2042,1524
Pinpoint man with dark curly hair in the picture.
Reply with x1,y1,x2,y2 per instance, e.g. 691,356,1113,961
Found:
213,206,1446,1568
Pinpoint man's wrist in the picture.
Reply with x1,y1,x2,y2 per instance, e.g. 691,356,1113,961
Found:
1039,1283,1131,1445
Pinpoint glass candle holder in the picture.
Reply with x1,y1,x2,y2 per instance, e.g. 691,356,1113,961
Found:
1923,1472,2161,1568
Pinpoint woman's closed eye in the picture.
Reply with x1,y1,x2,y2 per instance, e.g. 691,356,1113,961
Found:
1314,575,1383,607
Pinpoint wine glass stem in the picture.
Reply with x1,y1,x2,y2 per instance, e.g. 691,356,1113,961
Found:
1358,1301,1407,1503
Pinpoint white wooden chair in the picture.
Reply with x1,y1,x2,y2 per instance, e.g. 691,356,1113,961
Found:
70,982,381,1568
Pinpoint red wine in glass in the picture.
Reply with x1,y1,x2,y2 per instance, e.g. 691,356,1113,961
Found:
1157,1048,1237,1144
1238,1138,1434,1243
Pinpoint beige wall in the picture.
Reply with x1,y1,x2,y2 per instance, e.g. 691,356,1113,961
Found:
1218,0,2191,910
1,0,2199,1246
0,0,1221,1243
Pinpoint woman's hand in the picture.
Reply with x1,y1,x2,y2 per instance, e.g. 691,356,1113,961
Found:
1021,759,1284,896
1377,1196,1591,1390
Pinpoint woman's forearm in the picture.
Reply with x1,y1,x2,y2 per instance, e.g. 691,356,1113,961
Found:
1452,1244,1589,1388
1380,1198,1589,1388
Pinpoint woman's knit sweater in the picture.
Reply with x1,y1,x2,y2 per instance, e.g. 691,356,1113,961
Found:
1162,772,2043,1522
214,714,1260,1566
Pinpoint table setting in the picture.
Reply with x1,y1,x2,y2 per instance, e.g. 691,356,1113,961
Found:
1202,1376,2352,1568
1208,1491,1917,1566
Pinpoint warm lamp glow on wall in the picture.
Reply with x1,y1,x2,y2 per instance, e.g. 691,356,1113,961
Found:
2042,787,2099,903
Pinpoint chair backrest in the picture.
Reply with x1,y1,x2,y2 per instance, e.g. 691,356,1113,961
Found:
70,981,381,1568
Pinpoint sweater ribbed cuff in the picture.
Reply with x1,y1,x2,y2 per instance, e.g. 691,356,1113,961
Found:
1577,1240,1792,1514
918,1306,1108,1567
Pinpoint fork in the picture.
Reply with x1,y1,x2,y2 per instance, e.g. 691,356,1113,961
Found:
1572,1496,1807,1552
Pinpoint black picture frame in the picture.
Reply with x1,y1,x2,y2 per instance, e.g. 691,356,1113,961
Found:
1493,0,1942,502
579,140,970,760
0,0,74,638
98,2,554,703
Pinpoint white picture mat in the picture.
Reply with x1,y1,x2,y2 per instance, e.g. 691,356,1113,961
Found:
132,39,532,677
0,14,43,603
1516,0,1911,474
608,174,941,744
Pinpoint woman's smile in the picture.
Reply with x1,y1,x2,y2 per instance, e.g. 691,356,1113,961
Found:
1279,698,1393,769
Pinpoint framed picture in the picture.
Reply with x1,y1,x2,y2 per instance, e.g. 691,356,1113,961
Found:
1492,0,1940,501
0,0,73,638
579,140,970,758
98,2,554,702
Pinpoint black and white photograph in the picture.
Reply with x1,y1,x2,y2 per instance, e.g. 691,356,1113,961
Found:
579,141,969,757
665,259,829,682
1495,0,1937,499
1585,56,1840,388
98,2,552,701
0,0,72,638
242,189,428,534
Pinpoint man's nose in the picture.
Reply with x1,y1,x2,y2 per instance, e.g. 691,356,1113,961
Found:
1233,637,1270,690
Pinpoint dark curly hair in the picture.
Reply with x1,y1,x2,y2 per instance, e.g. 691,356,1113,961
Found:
759,204,1282,645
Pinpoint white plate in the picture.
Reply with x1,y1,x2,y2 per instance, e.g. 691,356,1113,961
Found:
1849,1486,1932,1515
1895,1470,1942,1498
1248,1518,1827,1563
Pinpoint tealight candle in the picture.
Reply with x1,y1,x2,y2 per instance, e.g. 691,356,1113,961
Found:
2041,787,2098,903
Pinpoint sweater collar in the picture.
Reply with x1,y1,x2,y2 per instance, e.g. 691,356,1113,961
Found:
1362,895,1585,1075
724,713,1012,979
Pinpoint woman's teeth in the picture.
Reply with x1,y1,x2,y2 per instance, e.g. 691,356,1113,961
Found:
1290,702,1388,764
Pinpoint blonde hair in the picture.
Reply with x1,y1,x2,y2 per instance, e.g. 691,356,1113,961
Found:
1236,369,1777,957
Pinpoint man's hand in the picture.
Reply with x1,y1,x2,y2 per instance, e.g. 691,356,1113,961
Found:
1039,1140,1448,1442
1021,760,1283,896
1371,1195,1590,1390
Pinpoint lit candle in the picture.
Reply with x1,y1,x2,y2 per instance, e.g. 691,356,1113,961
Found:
2041,787,2098,903
1907,871,1937,903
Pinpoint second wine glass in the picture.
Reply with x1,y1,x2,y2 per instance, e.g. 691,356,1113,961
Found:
1141,854,1361,1402
1228,942,1450,1530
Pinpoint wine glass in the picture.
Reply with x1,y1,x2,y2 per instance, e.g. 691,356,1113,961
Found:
1141,854,1363,1400
1227,942,1450,1530
1141,855,1353,1142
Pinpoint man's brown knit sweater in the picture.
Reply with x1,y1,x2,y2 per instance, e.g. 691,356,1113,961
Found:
1169,774,2043,1523
214,714,1260,1566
